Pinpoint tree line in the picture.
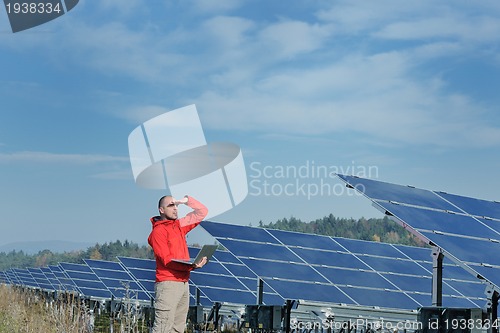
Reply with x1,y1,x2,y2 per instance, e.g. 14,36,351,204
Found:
259,214,426,247
0,214,426,270
0,240,154,271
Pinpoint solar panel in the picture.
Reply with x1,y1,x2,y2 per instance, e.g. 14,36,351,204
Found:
438,192,500,220
336,174,500,297
337,175,457,211
377,202,500,241
4,269,20,286
59,262,112,300
118,246,284,308
117,256,215,306
27,267,54,291
12,268,38,288
116,256,156,299
210,250,283,304
48,264,78,292
0,271,8,284
202,221,487,310
188,247,260,305
39,267,64,291
84,259,150,301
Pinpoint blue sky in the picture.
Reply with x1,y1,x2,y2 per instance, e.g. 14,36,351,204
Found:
1,0,500,249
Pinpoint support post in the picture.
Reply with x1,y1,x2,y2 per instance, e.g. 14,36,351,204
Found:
195,287,201,305
213,302,221,331
257,278,264,305
110,296,115,333
485,284,499,333
284,300,293,333
431,246,444,307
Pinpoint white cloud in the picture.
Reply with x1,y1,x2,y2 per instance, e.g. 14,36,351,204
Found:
375,16,500,43
202,16,255,48
4,1,499,151
0,151,128,164
258,20,331,59
195,49,500,148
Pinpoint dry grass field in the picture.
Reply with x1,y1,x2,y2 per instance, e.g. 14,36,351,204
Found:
0,284,93,333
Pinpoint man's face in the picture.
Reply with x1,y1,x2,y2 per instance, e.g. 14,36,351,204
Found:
159,197,178,220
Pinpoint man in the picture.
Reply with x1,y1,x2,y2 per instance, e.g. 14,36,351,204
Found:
148,195,208,333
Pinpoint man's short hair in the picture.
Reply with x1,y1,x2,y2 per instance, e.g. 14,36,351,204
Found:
158,195,172,208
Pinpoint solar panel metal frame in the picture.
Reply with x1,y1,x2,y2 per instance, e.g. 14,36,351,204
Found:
48,264,79,293
27,267,54,292
202,221,488,311
59,262,112,300
84,258,151,303
336,174,500,298
11,268,39,289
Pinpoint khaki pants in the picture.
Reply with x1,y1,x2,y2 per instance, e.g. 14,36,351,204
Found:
153,281,189,333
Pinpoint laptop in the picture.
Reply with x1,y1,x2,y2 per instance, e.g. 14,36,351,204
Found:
172,244,218,266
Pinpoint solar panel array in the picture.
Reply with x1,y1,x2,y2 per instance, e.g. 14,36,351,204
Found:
336,174,500,294
0,215,495,318
201,221,488,310
0,247,270,307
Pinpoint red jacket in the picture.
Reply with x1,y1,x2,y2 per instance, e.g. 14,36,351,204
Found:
148,196,208,282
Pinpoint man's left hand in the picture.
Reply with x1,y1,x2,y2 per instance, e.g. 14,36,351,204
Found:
174,196,189,205
192,256,207,269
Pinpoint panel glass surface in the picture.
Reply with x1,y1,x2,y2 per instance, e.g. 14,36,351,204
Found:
196,261,230,275
205,221,488,310
409,293,480,308
28,268,53,291
356,255,429,276
443,280,486,299
337,286,420,310
117,257,156,271
267,229,344,251
85,259,149,300
198,287,257,304
4,270,19,285
48,265,77,292
337,174,457,211
316,267,395,290
13,269,38,288
334,237,405,258
393,245,432,262
466,265,500,291
219,263,255,278
59,262,111,299
379,202,500,241
419,232,500,267
380,274,431,293
442,264,480,282
337,175,500,291
40,267,62,290
118,258,155,298
239,258,328,283
291,248,369,270
202,221,279,243
263,278,355,305
219,239,302,262
190,273,250,291
438,192,500,220
478,218,500,234
213,250,242,264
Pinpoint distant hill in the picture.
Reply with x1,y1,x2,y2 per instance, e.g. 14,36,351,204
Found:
0,240,94,255
259,214,427,247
